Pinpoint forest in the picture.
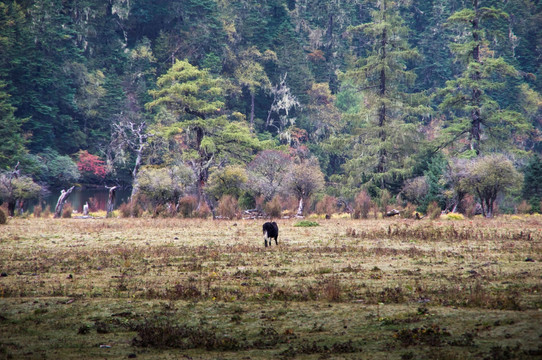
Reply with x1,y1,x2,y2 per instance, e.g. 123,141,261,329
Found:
1,0,542,218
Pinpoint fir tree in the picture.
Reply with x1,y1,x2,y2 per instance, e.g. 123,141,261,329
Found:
438,0,530,156
0,82,27,170
343,0,429,193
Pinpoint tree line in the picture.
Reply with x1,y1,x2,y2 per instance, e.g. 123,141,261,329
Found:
1,0,542,218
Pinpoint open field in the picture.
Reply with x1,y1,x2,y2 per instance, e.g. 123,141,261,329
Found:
1,216,541,359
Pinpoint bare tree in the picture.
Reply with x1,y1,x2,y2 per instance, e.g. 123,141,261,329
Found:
110,115,152,200
246,150,292,202
266,73,300,134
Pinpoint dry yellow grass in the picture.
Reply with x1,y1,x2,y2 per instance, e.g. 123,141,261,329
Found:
0,216,541,359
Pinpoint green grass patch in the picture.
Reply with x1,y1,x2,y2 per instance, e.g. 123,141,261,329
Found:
293,220,320,227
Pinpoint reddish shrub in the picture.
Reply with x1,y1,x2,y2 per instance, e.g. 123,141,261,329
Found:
195,202,212,219
33,204,43,218
217,195,240,219
315,195,338,216
62,204,73,218
178,196,198,218
77,150,107,179
353,190,373,219
265,196,282,218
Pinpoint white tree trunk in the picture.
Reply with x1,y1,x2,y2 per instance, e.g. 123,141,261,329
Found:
106,186,118,217
296,197,304,218
54,186,75,218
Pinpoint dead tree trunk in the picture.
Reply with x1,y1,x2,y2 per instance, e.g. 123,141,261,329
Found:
54,186,75,218
6,162,20,216
106,186,118,217
296,197,304,218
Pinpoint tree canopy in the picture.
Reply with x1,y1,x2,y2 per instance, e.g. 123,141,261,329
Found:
0,0,541,216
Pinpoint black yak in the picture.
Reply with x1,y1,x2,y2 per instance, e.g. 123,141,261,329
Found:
262,221,279,247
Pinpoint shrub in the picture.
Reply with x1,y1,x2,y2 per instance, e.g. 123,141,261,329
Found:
283,195,301,214
238,192,255,210
529,197,541,214
206,166,247,200
87,197,99,212
217,195,240,219
516,200,531,214
401,176,429,205
400,203,416,219
42,206,52,218
152,204,172,218
315,195,338,216
0,208,6,224
195,202,212,219
445,213,464,220
463,195,477,218
132,202,143,218
379,190,391,214
265,196,282,218
426,201,441,220
62,204,73,218
119,202,131,218
119,202,143,218
77,150,107,182
136,165,194,207
353,190,372,219
371,205,380,219
178,196,198,218
36,148,80,187
33,204,43,218
294,220,320,227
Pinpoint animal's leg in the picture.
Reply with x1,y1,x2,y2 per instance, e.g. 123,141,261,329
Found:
275,237,278,245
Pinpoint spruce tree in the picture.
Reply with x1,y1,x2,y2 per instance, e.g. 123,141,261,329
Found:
0,82,27,170
438,0,530,156
343,0,428,193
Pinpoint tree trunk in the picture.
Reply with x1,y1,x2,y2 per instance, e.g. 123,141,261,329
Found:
54,186,75,218
296,197,304,218
16,200,24,215
106,186,118,217
377,6,388,175
7,200,16,217
250,92,255,131
130,145,143,201
470,0,482,155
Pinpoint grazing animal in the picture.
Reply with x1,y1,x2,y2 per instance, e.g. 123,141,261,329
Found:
262,221,279,247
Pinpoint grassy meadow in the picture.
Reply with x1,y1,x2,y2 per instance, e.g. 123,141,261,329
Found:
0,215,541,359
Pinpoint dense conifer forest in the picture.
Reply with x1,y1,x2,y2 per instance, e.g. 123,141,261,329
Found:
1,0,542,217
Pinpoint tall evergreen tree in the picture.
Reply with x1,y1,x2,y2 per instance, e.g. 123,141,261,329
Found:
145,60,261,210
342,0,428,193
0,81,27,170
438,0,530,156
